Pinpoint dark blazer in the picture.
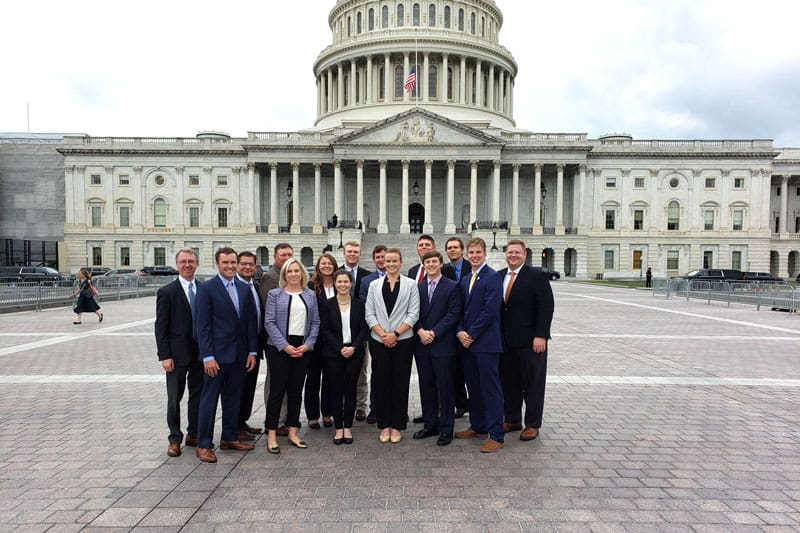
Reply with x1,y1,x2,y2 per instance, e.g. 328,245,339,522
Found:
320,297,369,358
458,264,504,353
497,265,554,348
448,258,470,282
349,265,372,299
414,276,463,357
408,263,456,283
257,264,281,308
195,275,258,364
155,278,199,366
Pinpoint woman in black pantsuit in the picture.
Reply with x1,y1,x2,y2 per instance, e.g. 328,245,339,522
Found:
321,269,368,444
305,253,338,429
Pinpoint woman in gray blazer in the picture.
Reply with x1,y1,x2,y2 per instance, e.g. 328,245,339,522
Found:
364,247,420,443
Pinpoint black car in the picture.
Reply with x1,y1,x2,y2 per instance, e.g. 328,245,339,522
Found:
148,266,179,276
0,266,74,284
678,269,742,281
534,267,561,281
741,272,783,282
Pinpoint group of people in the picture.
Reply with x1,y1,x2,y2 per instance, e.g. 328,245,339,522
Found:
154,234,554,462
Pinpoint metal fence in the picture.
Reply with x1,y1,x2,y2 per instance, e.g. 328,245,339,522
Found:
0,276,179,313
652,278,798,311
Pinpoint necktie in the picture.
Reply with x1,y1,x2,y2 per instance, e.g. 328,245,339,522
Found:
227,281,239,315
468,271,478,294
504,271,516,303
428,280,436,302
417,266,425,283
188,282,196,316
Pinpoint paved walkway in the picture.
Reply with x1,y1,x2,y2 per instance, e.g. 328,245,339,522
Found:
1,283,799,532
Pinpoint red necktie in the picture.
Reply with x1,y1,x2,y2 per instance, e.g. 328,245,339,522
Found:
417,266,425,283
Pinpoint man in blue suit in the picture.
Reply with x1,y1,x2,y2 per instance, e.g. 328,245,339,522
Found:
194,247,259,463
455,238,505,453
413,250,463,446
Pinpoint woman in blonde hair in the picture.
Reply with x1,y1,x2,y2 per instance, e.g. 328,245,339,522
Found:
72,268,103,324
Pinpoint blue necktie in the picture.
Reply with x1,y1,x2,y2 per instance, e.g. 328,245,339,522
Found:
227,281,239,315
188,283,196,316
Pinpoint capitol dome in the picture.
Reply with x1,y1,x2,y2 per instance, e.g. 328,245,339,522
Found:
313,0,518,130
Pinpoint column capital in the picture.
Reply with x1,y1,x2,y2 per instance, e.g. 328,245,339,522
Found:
313,162,322,170
721,168,731,178
356,160,365,169
534,163,543,172
379,160,388,168
556,163,564,172
447,160,456,169
424,160,433,168
175,166,184,175
442,52,448,59
247,163,255,171
782,174,791,183
291,162,300,170
131,166,141,173
579,164,587,173
470,160,479,168
621,168,630,178
493,160,502,169
231,166,242,174
203,167,213,174
104,166,114,174
269,162,278,170
512,163,520,172
650,168,659,178
692,168,703,178
333,159,342,168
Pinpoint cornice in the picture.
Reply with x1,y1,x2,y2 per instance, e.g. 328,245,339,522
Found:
56,148,246,157
586,151,777,160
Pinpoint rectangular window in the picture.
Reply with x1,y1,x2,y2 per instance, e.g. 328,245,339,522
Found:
90,174,101,185
119,174,129,185
732,210,743,231
731,251,742,271
218,207,228,228
189,175,200,186
705,177,716,189
634,177,645,189
733,177,744,189
119,206,130,227
91,206,102,227
776,187,781,196
120,247,130,266
189,207,200,228
605,177,616,188
605,210,616,230
704,210,714,230
703,251,713,269
633,210,644,230
604,250,614,270
632,250,643,270
667,250,679,271
92,247,102,266
154,247,166,266
796,217,800,233
217,175,228,186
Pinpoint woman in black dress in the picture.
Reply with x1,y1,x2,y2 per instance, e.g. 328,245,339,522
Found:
305,253,338,429
72,268,103,324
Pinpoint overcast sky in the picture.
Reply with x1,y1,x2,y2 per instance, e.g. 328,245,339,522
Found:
2,0,799,146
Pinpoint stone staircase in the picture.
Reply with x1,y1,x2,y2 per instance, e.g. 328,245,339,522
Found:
360,232,471,269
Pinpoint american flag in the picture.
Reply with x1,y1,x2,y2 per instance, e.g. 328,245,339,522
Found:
404,66,417,93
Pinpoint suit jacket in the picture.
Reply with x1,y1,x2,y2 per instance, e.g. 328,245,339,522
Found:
408,263,456,283
498,265,554,348
458,264,504,353
257,264,281,307
154,278,199,366
195,275,258,364
320,297,369,358
414,276,463,357
358,269,383,303
448,258,470,282
348,265,372,299
264,288,320,352
364,275,420,342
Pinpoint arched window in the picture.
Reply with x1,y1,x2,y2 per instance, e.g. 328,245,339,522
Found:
379,66,385,100
458,8,464,30
667,201,680,230
444,6,451,28
428,3,436,26
368,8,374,30
382,5,389,28
447,66,454,100
357,12,362,33
412,3,420,25
470,12,475,34
154,198,166,227
428,65,438,98
394,65,404,98
397,4,404,26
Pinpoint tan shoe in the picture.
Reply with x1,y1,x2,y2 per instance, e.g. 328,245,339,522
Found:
184,436,198,447
455,427,488,439
520,427,539,441
390,430,402,443
167,442,181,457
379,429,391,443
220,440,255,451
195,447,218,463
480,439,504,453
503,422,523,433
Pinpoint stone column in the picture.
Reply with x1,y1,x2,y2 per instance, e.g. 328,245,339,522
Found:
334,160,342,225
556,164,564,232
400,160,410,233
316,77,321,117
350,60,357,106
313,163,322,233
577,164,587,229
488,64,495,110
247,163,256,227
533,163,542,232
424,160,434,233
511,164,520,233
761,170,772,232
356,160,364,229
384,53,391,101
498,68,505,113
476,59,482,106
64,166,75,227
291,162,300,233
781,174,790,233
720,169,730,230
441,53,448,102
337,63,344,109
269,162,278,232
459,56,466,104
404,53,410,102
423,52,430,102
470,160,478,228
378,160,388,233
327,68,334,113
366,55,373,104
509,76,514,116
491,160,501,222
445,160,456,233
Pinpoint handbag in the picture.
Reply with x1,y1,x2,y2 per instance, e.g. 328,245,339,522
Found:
90,282,99,296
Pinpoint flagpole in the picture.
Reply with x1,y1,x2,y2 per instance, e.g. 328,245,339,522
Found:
414,36,418,107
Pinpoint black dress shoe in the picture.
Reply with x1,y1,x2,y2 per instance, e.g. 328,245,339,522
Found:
343,436,353,445
355,410,366,421
413,428,439,439
333,437,344,445
437,434,453,446
308,421,321,430
412,415,424,424
323,418,333,427
366,412,376,424
454,407,468,418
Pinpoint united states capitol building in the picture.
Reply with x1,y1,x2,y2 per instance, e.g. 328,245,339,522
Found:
52,0,800,279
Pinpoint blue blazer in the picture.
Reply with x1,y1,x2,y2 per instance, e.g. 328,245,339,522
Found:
195,275,258,364
414,276,463,357
264,288,320,352
458,264,504,353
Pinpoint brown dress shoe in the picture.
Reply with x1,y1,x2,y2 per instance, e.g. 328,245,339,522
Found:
184,436,198,447
480,439,504,453
167,443,181,457
503,422,523,433
275,425,290,437
241,423,262,434
220,440,255,451
520,427,539,441
238,430,255,441
355,410,367,421
455,428,488,439
196,447,217,463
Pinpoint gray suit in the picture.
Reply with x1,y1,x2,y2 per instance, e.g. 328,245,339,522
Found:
364,275,420,341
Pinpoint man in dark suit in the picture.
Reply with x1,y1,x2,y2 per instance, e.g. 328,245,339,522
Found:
235,251,264,441
498,240,554,442
413,250,463,446
407,235,456,283
343,240,372,421
445,236,470,419
155,248,204,458
455,238,505,453
194,247,259,463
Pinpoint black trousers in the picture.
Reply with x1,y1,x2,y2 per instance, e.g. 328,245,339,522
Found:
499,346,548,428
304,345,332,421
165,360,204,443
266,336,310,429
454,347,469,410
238,353,261,428
324,353,363,429
369,337,414,430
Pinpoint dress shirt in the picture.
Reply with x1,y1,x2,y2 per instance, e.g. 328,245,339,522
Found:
427,274,442,302
287,291,307,336
220,274,240,314
237,274,261,332
341,307,352,344
450,261,463,281
178,276,195,301
416,264,426,283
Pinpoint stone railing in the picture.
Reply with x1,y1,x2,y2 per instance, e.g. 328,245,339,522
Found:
247,132,330,143
497,132,587,144
63,136,244,146
594,139,774,151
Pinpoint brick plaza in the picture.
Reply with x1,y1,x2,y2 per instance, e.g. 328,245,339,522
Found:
1,282,799,532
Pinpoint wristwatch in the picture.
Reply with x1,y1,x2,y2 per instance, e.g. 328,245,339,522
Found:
393,330,401,338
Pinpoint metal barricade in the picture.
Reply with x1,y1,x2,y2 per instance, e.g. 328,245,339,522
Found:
651,278,797,312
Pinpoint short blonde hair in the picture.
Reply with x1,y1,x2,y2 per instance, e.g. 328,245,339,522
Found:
279,257,309,288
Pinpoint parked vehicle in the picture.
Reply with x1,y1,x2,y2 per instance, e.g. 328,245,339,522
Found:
534,266,561,281
676,269,742,281
104,268,149,278
89,267,111,277
741,272,783,282
147,266,179,276
0,266,74,284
